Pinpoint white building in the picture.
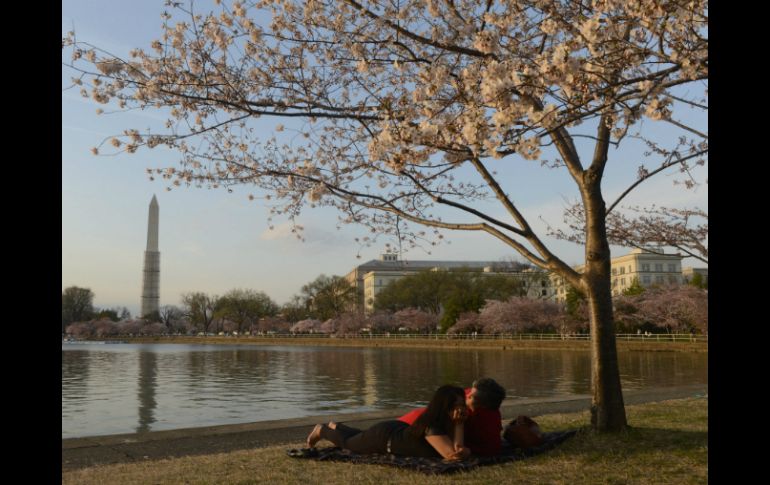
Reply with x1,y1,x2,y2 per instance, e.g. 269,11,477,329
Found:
682,266,708,286
347,254,551,313
552,248,688,302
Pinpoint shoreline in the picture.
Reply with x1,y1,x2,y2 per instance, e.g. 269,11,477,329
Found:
62,383,706,471
89,335,708,353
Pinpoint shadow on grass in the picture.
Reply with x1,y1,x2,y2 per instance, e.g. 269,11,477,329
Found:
559,425,707,458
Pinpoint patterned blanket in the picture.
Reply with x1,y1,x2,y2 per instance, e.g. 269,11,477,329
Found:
286,430,578,475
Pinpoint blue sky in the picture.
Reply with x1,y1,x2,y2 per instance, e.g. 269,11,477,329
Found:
62,0,708,316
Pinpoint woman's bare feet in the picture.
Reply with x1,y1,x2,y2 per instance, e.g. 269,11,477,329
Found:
306,424,324,448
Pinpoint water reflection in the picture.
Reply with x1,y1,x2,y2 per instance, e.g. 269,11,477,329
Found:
361,351,378,407
61,350,89,407
136,351,157,433
62,344,707,439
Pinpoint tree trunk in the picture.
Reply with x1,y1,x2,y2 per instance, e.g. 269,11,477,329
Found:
584,269,628,431
583,176,628,432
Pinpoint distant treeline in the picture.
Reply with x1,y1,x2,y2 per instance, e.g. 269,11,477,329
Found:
63,270,707,339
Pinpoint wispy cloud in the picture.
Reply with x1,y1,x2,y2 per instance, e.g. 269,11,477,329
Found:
179,242,205,256
259,220,350,254
260,221,296,241
261,221,345,244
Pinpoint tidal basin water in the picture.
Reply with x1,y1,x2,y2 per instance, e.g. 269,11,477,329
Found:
62,343,707,439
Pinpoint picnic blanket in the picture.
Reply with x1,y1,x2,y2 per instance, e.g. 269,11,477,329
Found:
286,430,578,475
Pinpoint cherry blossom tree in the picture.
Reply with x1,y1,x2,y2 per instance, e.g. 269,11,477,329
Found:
393,307,438,333
628,285,707,333
118,319,145,336
553,204,708,263
63,0,707,431
319,318,336,334
447,311,483,335
66,322,93,338
612,294,644,333
92,319,119,338
364,310,396,333
142,322,169,335
290,318,322,334
477,296,564,334
325,311,365,335
474,299,514,334
254,315,291,334
169,316,195,335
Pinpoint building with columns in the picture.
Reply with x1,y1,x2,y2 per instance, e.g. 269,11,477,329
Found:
349,248,703,311
345,254,552,313
682,266,708,286
551,248,689,303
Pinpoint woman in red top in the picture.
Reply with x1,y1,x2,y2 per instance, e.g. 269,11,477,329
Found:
398,378,506,456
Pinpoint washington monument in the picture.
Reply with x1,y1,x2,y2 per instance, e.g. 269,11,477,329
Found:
141,195,160,318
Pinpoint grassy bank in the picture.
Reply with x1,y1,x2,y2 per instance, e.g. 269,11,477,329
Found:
105,335,708,353
62,396,707,485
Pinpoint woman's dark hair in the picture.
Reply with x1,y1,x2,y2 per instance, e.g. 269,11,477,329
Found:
410,385,465,436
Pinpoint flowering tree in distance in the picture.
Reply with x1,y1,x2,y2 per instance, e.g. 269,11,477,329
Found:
64,0,707,431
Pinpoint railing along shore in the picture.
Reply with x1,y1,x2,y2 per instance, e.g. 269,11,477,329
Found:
87,332,707,343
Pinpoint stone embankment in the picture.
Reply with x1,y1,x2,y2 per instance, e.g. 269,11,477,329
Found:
104,335,708,352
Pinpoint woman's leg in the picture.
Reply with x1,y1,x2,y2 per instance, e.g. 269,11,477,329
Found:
331,422,360,438
315,423,362,448
338,421,393,454
306,424,325,448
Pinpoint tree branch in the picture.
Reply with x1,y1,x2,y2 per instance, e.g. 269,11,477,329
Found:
606,149,708,215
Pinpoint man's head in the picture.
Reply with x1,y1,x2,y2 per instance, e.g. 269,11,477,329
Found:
467,378,506,411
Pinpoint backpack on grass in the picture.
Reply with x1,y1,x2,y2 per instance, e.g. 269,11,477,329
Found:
503,415,544,449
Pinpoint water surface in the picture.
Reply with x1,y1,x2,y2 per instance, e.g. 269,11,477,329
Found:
62,343,707,438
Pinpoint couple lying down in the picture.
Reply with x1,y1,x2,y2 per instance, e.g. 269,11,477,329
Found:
306,378,506,461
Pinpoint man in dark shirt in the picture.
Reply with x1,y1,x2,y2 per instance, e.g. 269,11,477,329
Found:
398,377,506,456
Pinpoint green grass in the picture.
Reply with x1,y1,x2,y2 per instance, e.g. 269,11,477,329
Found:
62,396,707,484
